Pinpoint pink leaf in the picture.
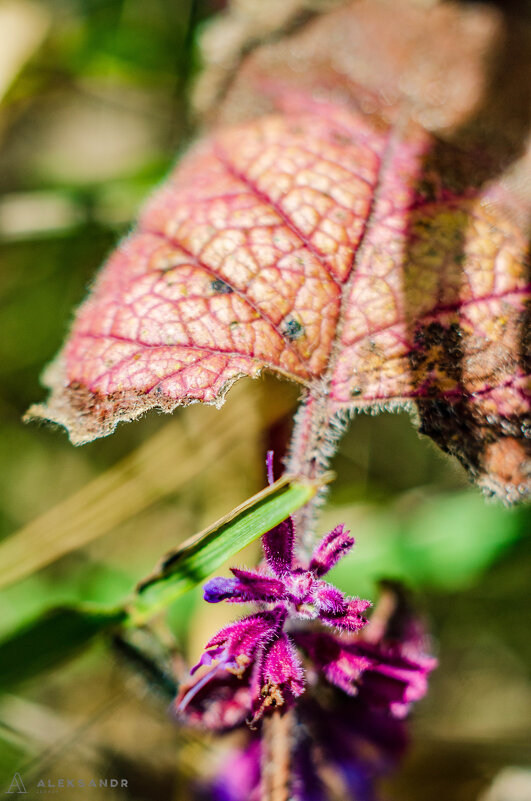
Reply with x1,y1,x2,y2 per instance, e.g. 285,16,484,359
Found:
27,1,531,501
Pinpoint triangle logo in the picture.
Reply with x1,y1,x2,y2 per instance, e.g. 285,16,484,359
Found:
6,773,27,794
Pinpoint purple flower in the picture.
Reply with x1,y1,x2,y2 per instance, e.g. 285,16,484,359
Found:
176,454,435,731
176,509,369,725
193,581,437,801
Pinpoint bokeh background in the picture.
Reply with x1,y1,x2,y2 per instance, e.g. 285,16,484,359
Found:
0,1,530,799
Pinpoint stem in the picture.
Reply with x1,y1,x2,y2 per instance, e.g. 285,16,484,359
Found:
284,389,349,549
261,710,294,801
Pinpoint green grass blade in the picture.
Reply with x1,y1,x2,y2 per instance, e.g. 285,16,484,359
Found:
0,474,327,688
128,474,327,624
0,605,126,690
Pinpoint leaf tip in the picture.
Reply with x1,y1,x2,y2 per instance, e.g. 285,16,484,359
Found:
478,436,531,504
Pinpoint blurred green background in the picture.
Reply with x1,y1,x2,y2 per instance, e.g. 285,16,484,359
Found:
0,1,529,799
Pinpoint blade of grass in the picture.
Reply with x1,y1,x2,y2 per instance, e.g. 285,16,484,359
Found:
0,470,329,687
128,473,331,624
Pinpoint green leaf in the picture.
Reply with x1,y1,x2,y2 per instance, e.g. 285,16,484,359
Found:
129,474,325,624
0,605,125,690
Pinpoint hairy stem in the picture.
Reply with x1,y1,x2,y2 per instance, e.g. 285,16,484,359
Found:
284,389,349,548
261,709,294,801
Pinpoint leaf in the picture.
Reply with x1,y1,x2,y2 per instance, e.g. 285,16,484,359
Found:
129,473,326,624
27,1,530,501
0,605,125,690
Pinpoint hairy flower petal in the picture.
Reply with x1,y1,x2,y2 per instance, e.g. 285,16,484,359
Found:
261,451,295,576
355,644,438,718
315,582,348,616
295,631,372,696
262,517,295,576
195,609,285,673
204,570,287,604
253,633,305,718
309,525,355,577
319,597,371,632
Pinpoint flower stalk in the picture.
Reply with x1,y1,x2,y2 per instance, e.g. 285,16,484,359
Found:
261,710,294,801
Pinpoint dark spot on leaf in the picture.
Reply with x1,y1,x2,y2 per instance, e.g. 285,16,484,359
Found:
211,279,233,294
331,131,353,146
282,317,304,341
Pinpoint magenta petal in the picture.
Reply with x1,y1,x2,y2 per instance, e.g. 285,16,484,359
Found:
296,626,436,717
320,597,371,631
294,631,372,696
356,645,437,717
204,609,285,665
315,582,348,615
309,524,355,576
181,610,287,729
231,568,287,600
253,633,305,716
262,517,295,576
261,633,305,692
